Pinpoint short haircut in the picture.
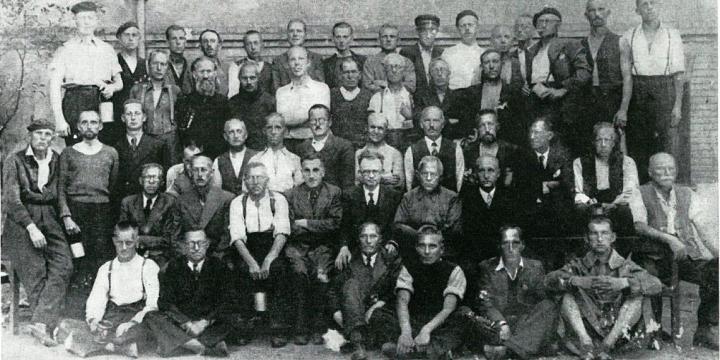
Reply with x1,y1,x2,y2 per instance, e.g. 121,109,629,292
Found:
481,48,502,62
165,24,185,39
531,116,554,132
114,220,139,238
429,58,450,71
358,149,385,167
183,229,207,241
122,98,144,112
593,121,616,139
243,161,268,177
475,155,500,171
340,56,360,70
199,29,222,43
140,162,164,179
287,18,307,31
419,105,445,123
308,103,331,119
476,109,499,126
498,224,524,244
224,118,247,132
332,21,353,35
491,24,513,37
417,224,444,245
191,155,213,168
359,221,382,236
238,62,260,78
378,23,399,36
243,30,261,43
79,109,100,119
147,50,169,63
417,155,444,176
191,56,217,72
265,112,286,127
301,153,325,167
182,138,203,151
588,215,614,233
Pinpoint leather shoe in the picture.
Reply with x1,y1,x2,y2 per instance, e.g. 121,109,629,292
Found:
294,334,309,345
118,342,138,358
381,342,397,358
271,336,287,348
27,323,58,347
351,344,368,360
311,332,324,345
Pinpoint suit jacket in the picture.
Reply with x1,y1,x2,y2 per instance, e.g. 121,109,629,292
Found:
158,256,235,324
296,133,355,190
272,49,325,93
413,85,458,131
114,134,168,199
286,182,343,248
459,186,518,262
340,185,403,248
514,144,572,209
400,44,444,96
234,57,274,95
119,193,176,251
525,37,591,92
168,186,235,253
446,81,518,142
322,51,367,89
462,139,521,188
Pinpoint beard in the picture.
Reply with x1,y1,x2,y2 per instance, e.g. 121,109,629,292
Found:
480,133,496,144
82,131,98,140
196,78,216,96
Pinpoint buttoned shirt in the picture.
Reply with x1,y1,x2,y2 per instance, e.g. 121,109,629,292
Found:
25,147,51,191
211,148,247,188
621,23,685,76
275,77,331,139
363,185,379,205
354,144,404,186
49,36,121,85
311,135,330,152
495,256,524,281
229,190,291,244
404,137,465,191
367,87,413,130
479,187,496,207
573,156,639,204
249,148,304,193
531,43,555,84
442,42,485,89
188,259,205,273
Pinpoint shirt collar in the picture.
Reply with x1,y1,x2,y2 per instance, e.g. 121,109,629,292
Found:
143,194,158,206
534,148,550,159
653,186,676,206
290,76,312,90
479,187,496,198
495,257,524,280
76,35,101,45
229,148,247,159
582,249,624,270
424,136,442,149
363,185,380,197
127,132,143,145
363,252,378,267
312,132,331,146
340,86,361,100
188,259,205,272
25,146,51,163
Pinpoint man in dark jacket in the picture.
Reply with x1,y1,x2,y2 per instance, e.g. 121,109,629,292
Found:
401,14,444,97
323,22,367,90
228,62,275,151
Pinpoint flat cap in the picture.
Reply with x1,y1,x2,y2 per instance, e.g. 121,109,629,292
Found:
70,1,98,14
116,21,139,37
27,118,56,132
123,98,143,109
455,10,479,26
415,14,440,28
533,7,562,27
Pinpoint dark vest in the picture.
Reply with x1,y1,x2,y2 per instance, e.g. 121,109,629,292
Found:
411,138,457,192
217,152,246,195
404,259,459,318
580,152,624,200
639,184,701,259
583,32,622,89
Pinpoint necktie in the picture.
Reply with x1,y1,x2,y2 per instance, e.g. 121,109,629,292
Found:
310,188,319,208
144,198,152,218
365,256,373,269
192,263,200,278
130,137,138,152
431,142,439,156
486,193,493,207
368,192,375,206
538,154,545,169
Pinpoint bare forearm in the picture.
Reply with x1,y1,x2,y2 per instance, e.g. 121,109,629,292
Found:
397,290,412,335
267,234,287,260
234,241,258,266
673,73,684,108
422,295,457,333
634,222,677,244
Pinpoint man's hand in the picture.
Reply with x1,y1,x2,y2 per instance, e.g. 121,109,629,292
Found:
570,276,595,290
400,102,413,120
259,256,275,280
364,300,385,323
88,319,100,333
414,327,431,347
499,324,511,341
547,88,568,100
448,118,460,124
666,236,687,260
98,83,115,99
373,80,388,89
384,242,398,256
115,321,136,338
542,181,551,195
63,217,81,235
521,84,532,96
186,320,209,337
334,246,352,271
592,276,629,293
613,109,628,128
55,120,71,137
248,260,262,280
532,83,552,99
27,224,47,249
397,332,415,355
333,310,343,327
294,219,309,229
670,104,681,127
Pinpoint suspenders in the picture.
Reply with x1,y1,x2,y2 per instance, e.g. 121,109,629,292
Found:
107,257,147,300
241,192,277,232
630,26,672,76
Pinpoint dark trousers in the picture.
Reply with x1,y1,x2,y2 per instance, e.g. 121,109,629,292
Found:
528,90,586,157
150,132,181,166
285,242,334,334
2,205,73,327
144,312,231,356
103,301,151,345
585,86,623,126
340,269,375,341
368,306,465,359
385,128,415,154
62,86,101,146
627,75,677,183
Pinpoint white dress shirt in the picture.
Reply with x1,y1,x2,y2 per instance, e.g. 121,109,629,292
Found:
441,42,485,89
531,44,555,84
535,149,550,169
621,23,685,76
363,185,380,205
229,190,291,244
276,77,331,139
479,187,496,206
495,257,524,281
188,259,205,273
362,253,378,268
249,148,304,193
311,134,330,152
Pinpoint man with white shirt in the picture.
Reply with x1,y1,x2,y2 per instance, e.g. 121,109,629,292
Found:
249,113,304,193
272,19,326,92
275,46,331,153
401,15,444,97
354,114,405,191
442,10,485,90
212,119,258,195
512,13,536,82
228,162,291,347
362,24,416,93
621,0,686,183
228,30,274,97
404,106,464,192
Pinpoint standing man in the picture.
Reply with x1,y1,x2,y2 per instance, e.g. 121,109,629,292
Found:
111,21,147,145
211,119,258,195
362,24,416,94
165,25,191,94
228,62,276,151
272,19,325,92
367,53,415,152
621,0,686,183
413,59,458,129
401,15,444,97
2,119,72,346
49,1,122,146
490,25,526,89
249,113,304,193
323,22,367,90
461,110,520,190
330,57,373,149
229,30,274,97
442,10,485,90
275,46,331,152
354,114,405,191
191,29,231,97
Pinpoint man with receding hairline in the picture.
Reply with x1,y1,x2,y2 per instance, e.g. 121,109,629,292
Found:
228,62,276,150
272,19,325,92
354,113,404,191
228,30,274,97
248,113,304,193
363,23,416,93
211,118,258,195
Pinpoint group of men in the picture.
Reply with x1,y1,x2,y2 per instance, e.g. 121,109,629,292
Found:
3,0,718,359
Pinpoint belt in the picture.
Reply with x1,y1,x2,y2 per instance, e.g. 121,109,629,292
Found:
62,84,100,91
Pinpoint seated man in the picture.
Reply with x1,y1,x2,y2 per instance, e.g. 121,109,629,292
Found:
572,122,638,235
462,109,520,189
462,225,558,360
228,162,291,347
545,216,662,359
145,230,235,357
368,225,467,360
212,118,258,195
249,113,304,194
329,222,402,360
119,163,175,269
285,154,343,345
354,113,405,192
166,140,202,197
394,155,462,262
630,152,719,348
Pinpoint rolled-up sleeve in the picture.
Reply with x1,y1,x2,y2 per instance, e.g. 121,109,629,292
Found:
628,187,648,224
395,266,414,293
272,194,291,237
443,266,467,300
228,196,248,245
668,29,686,74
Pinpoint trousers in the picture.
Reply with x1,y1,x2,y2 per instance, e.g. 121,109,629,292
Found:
285,242,334,334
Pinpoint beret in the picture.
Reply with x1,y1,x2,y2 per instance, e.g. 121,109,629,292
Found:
70,1,98,14
533,7,562,27
116,21,139,37
455,10,479,26
27,118,56,132
415,14,440,28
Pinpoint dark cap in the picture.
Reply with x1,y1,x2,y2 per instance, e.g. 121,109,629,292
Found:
415,14,440,28
27,118,56,132
70,1,98,14
455,10,479,27
116,21,139,37
533,7,562,27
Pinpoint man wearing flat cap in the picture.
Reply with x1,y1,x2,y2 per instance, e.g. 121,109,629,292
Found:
109,21,147,146
524,7,592,156
49,1,123,146
442,10,486,90
2,119,72,346
401,15,444,97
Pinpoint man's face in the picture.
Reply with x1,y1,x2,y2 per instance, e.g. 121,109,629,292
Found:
340,61,361,89
477,114,498,144
417,25,438,48
476,157,499,191
184,231,209,263
418,161,441,192
200,32,221,58
149,53,169,81
594,127,616,159
193,60,217,94
167,29,186,54
384,57,405,85
359,225,382,256
367,116,387,144
244,33,264,60
191,158,213,187
239,65,259,92
636,0,660,23
264,117,286,147
379,27,399,51
288,48,309,78
500,228,524,260
529,121,552,152
359,158,382,188
514,16,535,42
118,27,140,51
333,27,353,52
223,120,248,149
491,26,514,53
649,155,677,189
457,15,478,42
122,103,145,132
77,111,102,140
429,62,450,88
535,14,561,38
245,166,269,197
287,21,306,46
309,108,331,138
482,52,503,80
587,221,616,255
302,159,325,188
420,109,445,140
586,0,610,28
29,129,54,155
416,234,443,264
182,147,202,173
113,230,138,262
140,167,162,196
74,11,98,36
